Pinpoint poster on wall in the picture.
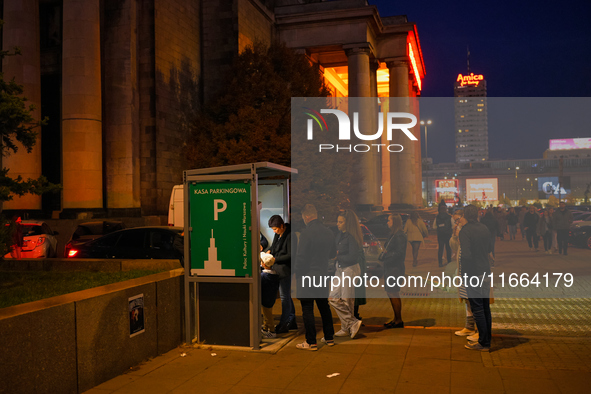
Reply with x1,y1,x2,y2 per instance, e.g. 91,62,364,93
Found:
129,294,145,338
466,178,498,202
435,179,459,205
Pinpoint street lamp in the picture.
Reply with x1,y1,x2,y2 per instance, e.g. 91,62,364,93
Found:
420,120,432,205
515,166,520,202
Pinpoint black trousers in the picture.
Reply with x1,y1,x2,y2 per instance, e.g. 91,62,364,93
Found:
300,298,334,345
437,235,452,265
557,229,569,254
468,296,492,348
526,229,539,249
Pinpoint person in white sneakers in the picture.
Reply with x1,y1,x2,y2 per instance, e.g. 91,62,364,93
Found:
329,210,363,339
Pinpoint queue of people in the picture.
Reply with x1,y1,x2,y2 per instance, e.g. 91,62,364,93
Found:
259,200,580,352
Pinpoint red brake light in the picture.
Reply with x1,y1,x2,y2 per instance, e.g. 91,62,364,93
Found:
68,250,78,257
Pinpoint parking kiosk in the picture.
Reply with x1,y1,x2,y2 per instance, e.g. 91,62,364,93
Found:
183,162,296,349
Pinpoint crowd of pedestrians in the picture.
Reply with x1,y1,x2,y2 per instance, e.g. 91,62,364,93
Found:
475,202,573,255
260,200,575,353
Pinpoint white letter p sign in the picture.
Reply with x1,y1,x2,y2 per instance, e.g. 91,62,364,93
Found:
213,199,227,220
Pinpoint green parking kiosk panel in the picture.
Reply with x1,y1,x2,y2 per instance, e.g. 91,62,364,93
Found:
189,182,252,277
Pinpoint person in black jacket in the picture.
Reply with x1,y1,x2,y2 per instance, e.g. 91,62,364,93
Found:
265,215,298,333
329,210,363,339
433,203,453,267
523,206,540,251
480,208,499,259
382,214,407,329
459,205,492,351
507,207,519,241
295,204,337,350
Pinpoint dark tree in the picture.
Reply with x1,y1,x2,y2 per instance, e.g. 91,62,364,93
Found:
186,41,330,168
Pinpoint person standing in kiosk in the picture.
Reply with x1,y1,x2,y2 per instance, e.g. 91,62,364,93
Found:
295,204,336,350
265,215,297,333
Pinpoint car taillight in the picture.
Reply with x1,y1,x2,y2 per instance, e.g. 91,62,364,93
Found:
363,242,369,247
68,250,78,257
370,241,378,247
36,237,46,246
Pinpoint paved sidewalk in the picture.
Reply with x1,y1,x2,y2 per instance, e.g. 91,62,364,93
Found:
84,326,591,394
84,238,591,393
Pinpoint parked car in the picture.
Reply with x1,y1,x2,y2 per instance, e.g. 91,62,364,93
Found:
64,221,126,257
572,212,591,224
569,223,591,250
66,227,183,259
3,220,59,258
362,213,409,239
360,224,384,272
328,223,384,273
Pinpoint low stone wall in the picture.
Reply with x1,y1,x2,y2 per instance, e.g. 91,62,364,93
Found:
0,269,184,394
0,258,182,272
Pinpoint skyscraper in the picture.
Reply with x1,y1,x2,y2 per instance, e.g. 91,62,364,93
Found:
454,73,488,163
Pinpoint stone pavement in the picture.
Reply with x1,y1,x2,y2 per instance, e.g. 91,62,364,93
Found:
84,239,591,393
84,326,591,394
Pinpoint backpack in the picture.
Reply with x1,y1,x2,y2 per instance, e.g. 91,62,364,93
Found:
437,213,453,236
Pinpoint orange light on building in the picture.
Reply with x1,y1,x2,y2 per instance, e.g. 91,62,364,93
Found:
408,43,422,91
456,73,484,87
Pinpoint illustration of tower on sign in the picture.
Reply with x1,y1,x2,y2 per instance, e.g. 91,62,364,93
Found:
192,230,236,276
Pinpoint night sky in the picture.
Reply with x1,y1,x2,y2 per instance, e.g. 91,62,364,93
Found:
370,0,591,163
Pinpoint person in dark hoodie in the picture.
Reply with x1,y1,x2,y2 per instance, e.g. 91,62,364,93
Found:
265,215,298,333
295,204,337,350
459,204,492,351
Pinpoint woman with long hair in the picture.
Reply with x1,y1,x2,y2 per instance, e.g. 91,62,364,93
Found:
382,214,407,328
403,211,428,267
329,210,364,339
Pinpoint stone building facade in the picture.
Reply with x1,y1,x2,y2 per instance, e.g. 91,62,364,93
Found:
3,0,425,218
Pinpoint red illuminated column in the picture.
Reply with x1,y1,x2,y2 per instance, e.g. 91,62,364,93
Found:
62,0,103,209
2,0,42,210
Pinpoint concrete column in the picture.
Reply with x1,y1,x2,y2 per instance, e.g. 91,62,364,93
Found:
386,58,416,207
345,44,380,210
62,0,103,209
2,0,42,210
103,0,141,211
345,44,371,98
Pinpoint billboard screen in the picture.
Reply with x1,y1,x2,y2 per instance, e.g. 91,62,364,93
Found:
549,138,591,150
435,179,459,205
538,176,571,196
466,178,498,202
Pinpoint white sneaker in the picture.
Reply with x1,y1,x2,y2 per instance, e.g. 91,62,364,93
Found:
350,320,362,339
320,337,335,346
467,333,479,342
334,329,349,337
296,341,317,351
455,328,476,336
